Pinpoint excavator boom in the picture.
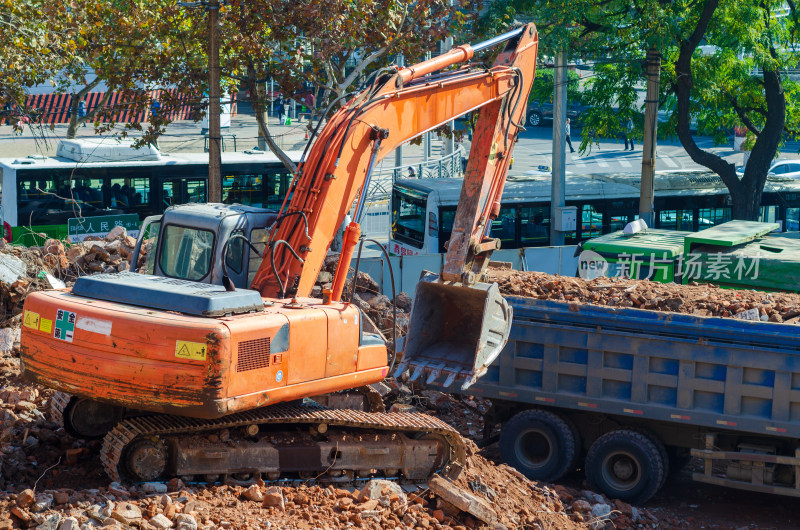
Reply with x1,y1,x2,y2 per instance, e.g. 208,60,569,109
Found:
250,25,538,300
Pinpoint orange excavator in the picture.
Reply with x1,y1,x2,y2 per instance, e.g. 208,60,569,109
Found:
19,25,538,483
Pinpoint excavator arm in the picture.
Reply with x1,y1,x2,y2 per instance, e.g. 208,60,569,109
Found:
250,25,538,300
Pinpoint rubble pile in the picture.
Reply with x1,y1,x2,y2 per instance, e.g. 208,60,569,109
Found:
0,473,584,530
488,268,800,323
59,226,138,276
0,227,138,323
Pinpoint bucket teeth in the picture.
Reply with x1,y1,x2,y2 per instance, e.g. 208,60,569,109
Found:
425,364,446,385
392,362,409,379
408,364,426,382
442,371,459,388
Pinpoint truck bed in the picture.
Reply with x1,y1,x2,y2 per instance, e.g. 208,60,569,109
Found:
456,296,800,438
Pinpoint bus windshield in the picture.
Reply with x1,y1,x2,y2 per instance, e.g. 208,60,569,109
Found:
391,186,427,248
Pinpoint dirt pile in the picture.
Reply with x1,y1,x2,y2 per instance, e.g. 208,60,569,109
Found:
488,268,800,322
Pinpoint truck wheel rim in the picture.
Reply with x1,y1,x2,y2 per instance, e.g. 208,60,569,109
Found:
601,451,641,491
516,429,551,468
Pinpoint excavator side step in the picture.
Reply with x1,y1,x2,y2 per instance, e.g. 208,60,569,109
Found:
101,401,466,484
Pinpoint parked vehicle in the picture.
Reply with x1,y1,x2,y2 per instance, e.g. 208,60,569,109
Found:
526,100,587,127
579,220,800,292
736,159,800,179
438,296,800,503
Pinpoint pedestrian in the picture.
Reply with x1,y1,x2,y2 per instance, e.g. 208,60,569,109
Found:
78,100,87,127
408,166,416,178
276,96,285,124
565,118,575,153
13,117,25,136
624,117,634,151
150,100,160,118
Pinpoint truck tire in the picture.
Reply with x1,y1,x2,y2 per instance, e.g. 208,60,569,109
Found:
499,409,578,482
528,111,543,127
585,430,665,505
628,428,669,488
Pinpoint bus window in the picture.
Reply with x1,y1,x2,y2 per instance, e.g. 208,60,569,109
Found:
265,171,292,209
108,177,147,210
608,214,630,232
186,180,206,203
659,210,693,231
698,208,730,227
760,205,778,223
491,206,518,247
581,205,602,238
391,187,427,248
223,173,260,206
438,207,456,252
163,179,206,207
787,208,800,231
520,206,548,246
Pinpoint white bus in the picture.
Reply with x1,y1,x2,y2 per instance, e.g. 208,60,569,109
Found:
0,140,301,244
389,170,800,255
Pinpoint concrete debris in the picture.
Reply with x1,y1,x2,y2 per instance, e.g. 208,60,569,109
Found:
429,474,497,524
0,253,27,284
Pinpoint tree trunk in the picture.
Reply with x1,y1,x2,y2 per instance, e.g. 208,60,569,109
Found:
65,78,111,139
672,0,785,221
247,62,298,173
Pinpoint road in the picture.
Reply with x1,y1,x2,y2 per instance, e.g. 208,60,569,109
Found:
509,121,749,177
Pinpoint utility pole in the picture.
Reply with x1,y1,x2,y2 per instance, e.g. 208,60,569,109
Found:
550,50,567,246
394,54,405,170
639,49,661,227
423,51,432,163
258,77,268,151
207,0,222,203
442,36,455,156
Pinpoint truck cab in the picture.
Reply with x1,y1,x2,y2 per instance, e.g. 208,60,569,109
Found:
134,203,277,288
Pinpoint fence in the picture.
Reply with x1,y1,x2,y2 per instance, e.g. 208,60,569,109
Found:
21,90,238,125
351,245,579,299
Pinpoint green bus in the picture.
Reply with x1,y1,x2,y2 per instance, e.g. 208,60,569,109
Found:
0,139,301,245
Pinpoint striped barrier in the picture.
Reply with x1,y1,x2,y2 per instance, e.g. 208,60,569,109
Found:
23,89,238,125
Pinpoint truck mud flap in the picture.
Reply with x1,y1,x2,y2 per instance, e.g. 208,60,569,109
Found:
395,271,512,390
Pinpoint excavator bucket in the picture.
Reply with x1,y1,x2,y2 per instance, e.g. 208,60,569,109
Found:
395,271,512,390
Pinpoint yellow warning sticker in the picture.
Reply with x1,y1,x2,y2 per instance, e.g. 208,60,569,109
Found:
39,318,53,334
23,310,40,330
175,341,207,361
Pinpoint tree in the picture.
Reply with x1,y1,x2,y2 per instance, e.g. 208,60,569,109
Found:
224,0,455,172
0,0,75,124
479,0,800,220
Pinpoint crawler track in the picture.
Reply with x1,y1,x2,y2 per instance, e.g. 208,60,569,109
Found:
101,401,465,484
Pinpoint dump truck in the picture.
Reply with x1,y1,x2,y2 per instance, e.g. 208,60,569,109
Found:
427,291,800,504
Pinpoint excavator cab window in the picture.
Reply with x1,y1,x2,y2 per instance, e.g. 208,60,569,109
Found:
141,219,161,275
160,225,214,281
247,228,268,285
226,230,245,274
